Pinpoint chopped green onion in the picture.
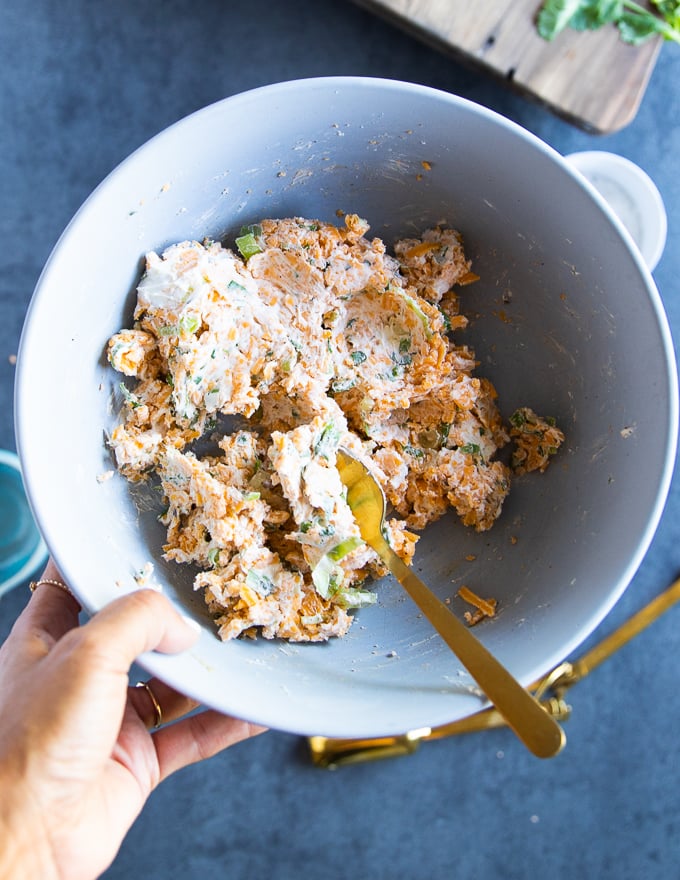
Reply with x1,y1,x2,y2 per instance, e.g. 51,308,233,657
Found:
314,422,341,460
235,231,263,260
399,291,432,339
208,547,220,566
119,382,141,408
327,536,363,562
391,351,412,367
335,588,377,609
228,279,248,294
331,377,357,393
437,307,452,332
179,314,200,334
240,223,263,237
245,569,275,596
311,555,343,598
350,350,367,365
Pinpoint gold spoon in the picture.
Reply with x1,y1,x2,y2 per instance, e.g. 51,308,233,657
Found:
335,449,566,759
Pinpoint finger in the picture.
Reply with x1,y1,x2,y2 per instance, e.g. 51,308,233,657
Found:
4,560,81,664
33,557,81,605
128,678,200,729
62,589,201,679
152,710,267,781
15,592,202,766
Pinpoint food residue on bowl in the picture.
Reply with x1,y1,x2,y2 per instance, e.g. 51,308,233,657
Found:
106,214,563,642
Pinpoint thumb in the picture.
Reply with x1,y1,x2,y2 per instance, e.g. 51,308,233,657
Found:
69,589,201,676
7,590,202,767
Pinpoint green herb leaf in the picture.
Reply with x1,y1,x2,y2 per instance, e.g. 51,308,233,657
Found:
653,0,680,28
617,9,664,41
570,0,622,29
350,350,367,365
537,0,589,38
537,0,680,43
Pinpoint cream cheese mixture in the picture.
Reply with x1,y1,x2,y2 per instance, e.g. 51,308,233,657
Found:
106,214,563,641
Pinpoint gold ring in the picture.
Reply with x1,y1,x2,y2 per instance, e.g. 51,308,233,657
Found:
135,681,163,729
30,578,78,602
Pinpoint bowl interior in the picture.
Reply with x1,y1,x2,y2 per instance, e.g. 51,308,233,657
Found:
16,78,678,737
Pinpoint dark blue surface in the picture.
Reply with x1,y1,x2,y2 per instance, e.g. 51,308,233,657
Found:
1,1,679,877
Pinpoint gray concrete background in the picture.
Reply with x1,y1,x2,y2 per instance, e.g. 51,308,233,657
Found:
2,2,680,877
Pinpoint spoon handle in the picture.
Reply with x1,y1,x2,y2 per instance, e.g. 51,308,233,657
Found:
377,542,566,759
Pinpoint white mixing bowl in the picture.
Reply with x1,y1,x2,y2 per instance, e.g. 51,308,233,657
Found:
15,78,678,737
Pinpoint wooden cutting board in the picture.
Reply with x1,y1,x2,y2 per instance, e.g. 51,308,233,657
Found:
352,0,661,133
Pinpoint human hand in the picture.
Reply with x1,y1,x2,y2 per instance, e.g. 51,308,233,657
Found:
0,560,265,880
